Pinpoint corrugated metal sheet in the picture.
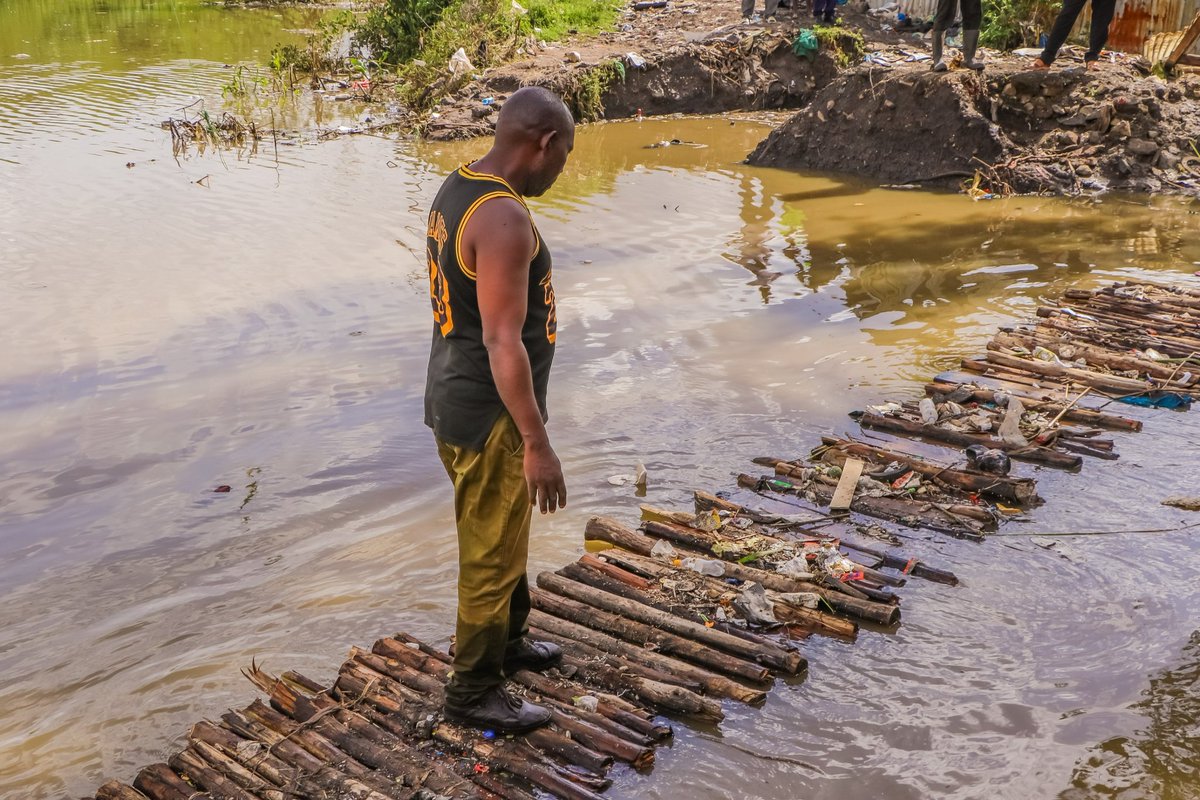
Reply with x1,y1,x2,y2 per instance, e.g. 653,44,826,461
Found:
865,0,1199,54
866,0,939,22
1077,0,1196,54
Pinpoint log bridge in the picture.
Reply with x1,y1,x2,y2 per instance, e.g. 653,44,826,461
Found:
89,281,1198,800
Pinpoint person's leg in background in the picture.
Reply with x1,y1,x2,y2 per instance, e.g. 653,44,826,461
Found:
1035,0,1090,66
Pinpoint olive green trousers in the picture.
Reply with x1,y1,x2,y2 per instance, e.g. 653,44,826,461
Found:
436,412,532,705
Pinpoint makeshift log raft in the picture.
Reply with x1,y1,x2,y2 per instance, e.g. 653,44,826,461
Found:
88,281,1196,800
90,498,957,800
738,280,1199,541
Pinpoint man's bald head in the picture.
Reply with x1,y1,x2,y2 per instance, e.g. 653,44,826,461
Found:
489,86,575,197
494,86,575,146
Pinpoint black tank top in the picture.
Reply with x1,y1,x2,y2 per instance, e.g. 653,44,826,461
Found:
423,165,557,450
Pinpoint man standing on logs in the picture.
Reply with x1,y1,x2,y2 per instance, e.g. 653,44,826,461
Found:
424,86,574,733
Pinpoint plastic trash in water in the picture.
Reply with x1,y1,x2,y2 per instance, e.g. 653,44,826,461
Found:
777,591,820,609
650,539,678,559
1118,393,1191,410
777,555,811,578
918,397,938,425
732,582,778,626
625,51,647,69
681,557,725,577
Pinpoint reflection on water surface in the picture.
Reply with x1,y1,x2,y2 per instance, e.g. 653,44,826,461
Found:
2,2,1200,798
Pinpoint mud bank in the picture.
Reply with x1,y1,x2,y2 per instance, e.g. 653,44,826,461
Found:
423,26,850,141
747,60,1200,196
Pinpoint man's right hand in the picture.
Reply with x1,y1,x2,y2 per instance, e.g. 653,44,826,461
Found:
524,440,566,514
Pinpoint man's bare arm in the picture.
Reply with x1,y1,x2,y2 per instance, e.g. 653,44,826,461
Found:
465,198,567,514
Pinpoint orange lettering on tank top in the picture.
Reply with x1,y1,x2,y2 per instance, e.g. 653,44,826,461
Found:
427,211,454,336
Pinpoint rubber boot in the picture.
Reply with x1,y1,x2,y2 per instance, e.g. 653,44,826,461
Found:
963,28,985,70
931,30,948,72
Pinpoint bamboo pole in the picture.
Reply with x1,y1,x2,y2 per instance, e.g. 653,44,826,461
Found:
167,748,259,800
539,567,801,676
924,381,1142,431
95,781,151,800
528,605,767,703
219,708,395,800
599,523,898,626
530,585,772,683
817,437,1040,503
132,765,200,800
332,662,608,800
855,411,1083,470
691,493,959,585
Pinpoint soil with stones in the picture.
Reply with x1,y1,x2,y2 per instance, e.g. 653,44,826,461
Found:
419,0,856,140
379,0,1200,197
747,56,1200,196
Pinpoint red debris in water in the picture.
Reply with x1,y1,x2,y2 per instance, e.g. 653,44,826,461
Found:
214,485,232,493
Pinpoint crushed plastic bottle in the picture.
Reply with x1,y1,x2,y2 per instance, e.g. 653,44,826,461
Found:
776,555,812,579
681,557,725,577
650,539,678,559
918,396,938,425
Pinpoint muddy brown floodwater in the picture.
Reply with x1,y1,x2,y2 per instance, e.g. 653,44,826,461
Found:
3,2,1200,799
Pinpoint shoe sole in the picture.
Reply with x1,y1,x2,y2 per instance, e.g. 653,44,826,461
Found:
443,711,552,734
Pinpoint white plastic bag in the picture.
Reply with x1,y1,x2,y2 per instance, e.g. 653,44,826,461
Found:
448,47,474,76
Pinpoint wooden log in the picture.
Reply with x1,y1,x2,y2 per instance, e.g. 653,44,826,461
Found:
186,740,288,799
691,493,960,585
768,459,994,527
510,668,672,742
600,528,898,626
168,748,259,800
855,411,1083,470
532,585,771,683
219,708,394,800
132,765,199,800
528,605,767,704
577,552,653,589
535,582,768,681
741,471,988,539
818,436,1040,503
771,601,859,637
187,724,309,796
333,662,610,800
924,381,1142,432
984,349,1152,393
994,330,1195,386
540,567,801,677
95,781,150,800
252,667,491,795
586,515,820,646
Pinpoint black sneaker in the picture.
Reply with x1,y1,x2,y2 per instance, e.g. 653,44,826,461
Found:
503,638,563,674
444,685,552,734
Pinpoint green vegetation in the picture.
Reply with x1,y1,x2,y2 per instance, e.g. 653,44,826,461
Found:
980,0,1058,49
812,24,865,69
567,58,625,121
522,0,624,43
346,0,623,111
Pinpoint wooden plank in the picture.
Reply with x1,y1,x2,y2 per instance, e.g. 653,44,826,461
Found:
829,457,864,511
1179,53,1200,66
1167,12,1200,67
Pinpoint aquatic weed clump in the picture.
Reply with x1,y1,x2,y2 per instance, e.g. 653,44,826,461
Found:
812,24,864,69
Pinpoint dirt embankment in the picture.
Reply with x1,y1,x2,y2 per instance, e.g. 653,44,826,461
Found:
747,59,1200,195
423,24,849,141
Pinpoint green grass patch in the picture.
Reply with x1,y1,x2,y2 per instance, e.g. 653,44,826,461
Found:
522,0,624,43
